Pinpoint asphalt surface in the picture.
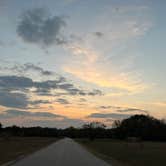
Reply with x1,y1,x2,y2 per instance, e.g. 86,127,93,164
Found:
12,138,111,166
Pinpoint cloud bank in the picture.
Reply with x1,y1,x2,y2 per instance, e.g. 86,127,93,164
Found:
0,75,102,108
0,109,85,128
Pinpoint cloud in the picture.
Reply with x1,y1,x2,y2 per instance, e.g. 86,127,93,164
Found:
93,32,104,38
0,75,102,97
0,75,102,108
34,88,53,96
17,63,54,76
98,105,148,114
117,108,148,114
98,106,115,109
0,63,54,76
32,112,65,118
17,8,66,46
63,4,152,94
88,89,103,96
0,109,85,128
57,83,103,96
0,76,33,88
34,80,102,96
30,100,51,105
56,98,70,105
79,98,86,102
87,106,148,120
19,118,85,128
87,113,131,120
0,91,28,108
2,110,31,117
0,109,66,119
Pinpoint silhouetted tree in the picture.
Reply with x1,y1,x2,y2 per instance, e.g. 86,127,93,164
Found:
0,122,2,134
112,120,121,128
113,114,166,141
82,122,106,141
0,115,166,141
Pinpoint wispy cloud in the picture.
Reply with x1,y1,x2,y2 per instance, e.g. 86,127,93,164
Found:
56,98,70,105
62,4,152,94
0,63,54,76
64,45,147,94
97,105,148,114
87,113,131,120
17,63,54,76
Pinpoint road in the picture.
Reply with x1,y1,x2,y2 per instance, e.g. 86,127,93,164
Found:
12,138,111,166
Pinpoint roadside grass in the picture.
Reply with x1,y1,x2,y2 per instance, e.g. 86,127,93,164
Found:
0,137,57,165
77,139,166,166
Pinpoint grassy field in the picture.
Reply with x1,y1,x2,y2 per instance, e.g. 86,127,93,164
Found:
0,137,57,165
77,139,166,166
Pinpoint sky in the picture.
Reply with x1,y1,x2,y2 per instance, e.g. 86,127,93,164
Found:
0,0,165,128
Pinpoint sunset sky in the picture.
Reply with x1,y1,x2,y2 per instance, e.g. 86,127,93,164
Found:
0,0,165,128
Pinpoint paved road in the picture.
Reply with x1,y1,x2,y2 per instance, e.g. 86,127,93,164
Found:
13,138,111,166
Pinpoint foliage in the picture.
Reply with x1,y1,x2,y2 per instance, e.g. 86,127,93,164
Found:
114,114,166,141
0,115,166,141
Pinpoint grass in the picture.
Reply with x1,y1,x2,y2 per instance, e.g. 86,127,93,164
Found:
0,137,57,165
77,139,166,166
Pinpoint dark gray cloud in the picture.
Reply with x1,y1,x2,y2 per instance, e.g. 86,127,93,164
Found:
15,63,54,76
34,88,53,96
0,63,54,76
0,75,102,108
0,75,102,97
17,8,66,46
99,106,113,109
2,109,31,117
0,76,33,88
87,113,132,120
30,100,51,105
0,76,62,91
56,98,70,105
32,112,65,118
88,89,103,96
98,105,122,110
0,109,66,119
0,91,28,108
94,32,104,38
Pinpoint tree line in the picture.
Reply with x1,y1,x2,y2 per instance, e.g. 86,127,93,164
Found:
0,114,166,141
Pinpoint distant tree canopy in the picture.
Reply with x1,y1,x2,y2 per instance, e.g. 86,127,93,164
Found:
82,122,106,130
113,115,166,141
0,123,2,130
82,122,106,141
0,115,166,141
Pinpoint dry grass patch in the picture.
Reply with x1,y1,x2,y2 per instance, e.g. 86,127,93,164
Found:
77,139,166,166
0,137,57,165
